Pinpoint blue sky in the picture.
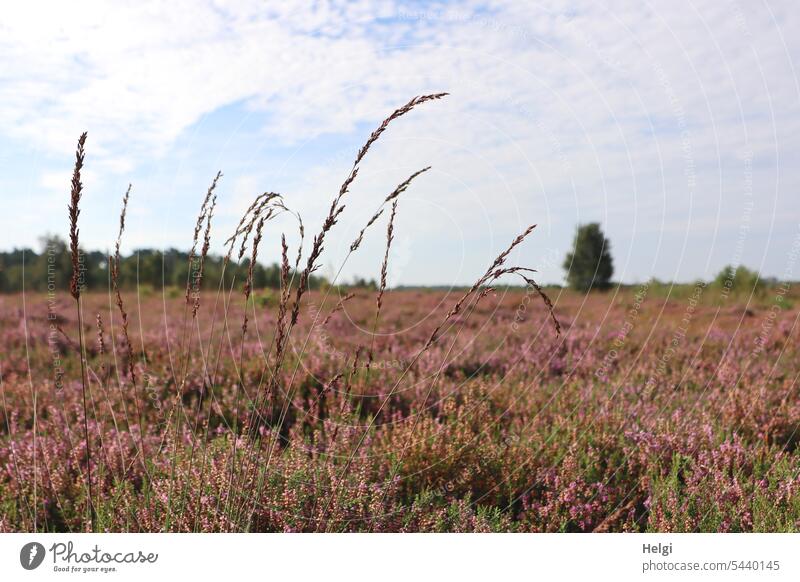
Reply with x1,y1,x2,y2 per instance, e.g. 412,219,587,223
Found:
1,0,798,286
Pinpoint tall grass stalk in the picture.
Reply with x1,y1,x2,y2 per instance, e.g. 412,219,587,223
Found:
165,171,222,529
232,96,447,527
67,132,95,531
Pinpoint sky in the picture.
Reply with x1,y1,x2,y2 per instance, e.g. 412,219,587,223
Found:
0,0,798,286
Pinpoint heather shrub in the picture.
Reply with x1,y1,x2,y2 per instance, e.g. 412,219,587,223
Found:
0,96,798,533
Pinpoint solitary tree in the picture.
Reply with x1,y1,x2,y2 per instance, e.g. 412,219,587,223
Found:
563,223,614,291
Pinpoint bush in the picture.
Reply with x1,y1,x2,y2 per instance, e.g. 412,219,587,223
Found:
713,265,764,297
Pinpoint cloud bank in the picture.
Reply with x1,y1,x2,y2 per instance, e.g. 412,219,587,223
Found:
0,0,797,285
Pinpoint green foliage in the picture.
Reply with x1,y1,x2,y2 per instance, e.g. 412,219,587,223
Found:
347,276,377,290
0,235,326,293
563,223,614,291
713,264,764,297
255,290,279,308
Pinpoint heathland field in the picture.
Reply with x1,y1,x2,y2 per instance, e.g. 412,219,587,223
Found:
1,284,798,532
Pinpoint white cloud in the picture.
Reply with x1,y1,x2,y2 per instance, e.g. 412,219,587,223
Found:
0,0,797,284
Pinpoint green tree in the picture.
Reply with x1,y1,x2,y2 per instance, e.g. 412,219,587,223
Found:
713,264,763,296
563,223,614,291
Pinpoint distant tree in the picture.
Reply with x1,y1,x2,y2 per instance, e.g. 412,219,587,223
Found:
563,223,614,291
350,276,377,290
713,264,763,296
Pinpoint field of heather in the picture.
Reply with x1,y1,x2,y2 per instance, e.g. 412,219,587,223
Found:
1,285,798,532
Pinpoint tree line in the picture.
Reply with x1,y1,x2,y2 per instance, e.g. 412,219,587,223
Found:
0,228,774,296
0,235,327,294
